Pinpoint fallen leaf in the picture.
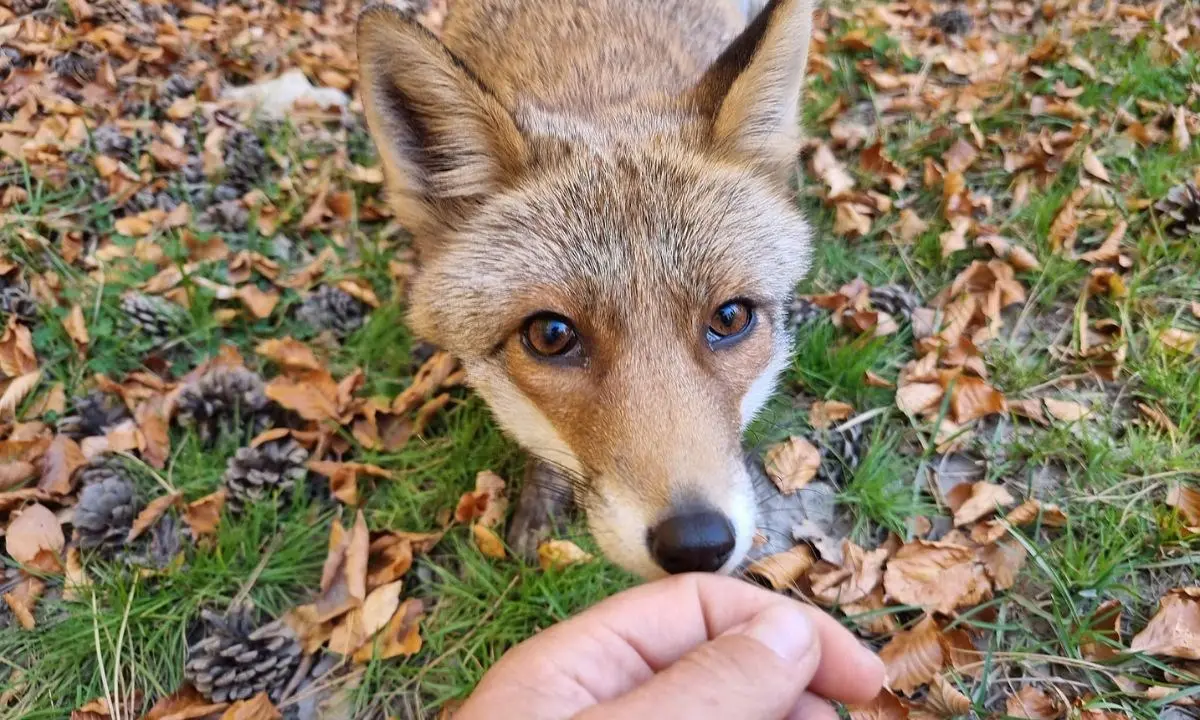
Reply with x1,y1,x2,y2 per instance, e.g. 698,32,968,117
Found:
455,470,508,528
883,540,992,614
812,142,856,198
1130,587,1200,659
1006,686,1063,720
835,203,874,238
127,492,182,543
949,375,1006,423
1159,328,1198,354
0,370,41,420
1166,483,1200,526
5,503,64,573
746,545,815,590
939,216,971,258
219,693,280,720
63,304,89,349
1080,599,1124,661
896,383,944,417
538,539,594,571
1043,398,1091,422
865,370,895,388
0,460,36,490
951,482,1016,526
141,684,229,720
764,436,822,495
811,540,888,606
236,285,280,319
182,489,225,538
1137,403,1178,436
354,597,423,662
265,373,340,422
473,524,506,559
315,510,370,621
879,616,944,695
255,337,323,371
38,434,87,495
943,139,978,174
329,579,403,656
809,400,854,430
63,547,92,602
1078,220,1127,264
893,209,929,244
1048,187,1087,253
848,690,910,720
3,575,45,629
0,317,38,377
925,673,971,716
1081,147,1110,183
842,586,899,635
979,537,1027,590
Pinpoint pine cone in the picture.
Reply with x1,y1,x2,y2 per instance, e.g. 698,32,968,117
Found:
931,8,973,35
787,297,828,330
296,286,368,339
185,603,303,704
811,422,868,487
6,0,49,15
130,188,180,214
195,200,249,234
57,390,131,439
162,73,197,99
174,367,271,445
0,284,38,323
222,439,309,512
91,124,133,160
121,293,186,345
74,464,141,550
50,51,96,84
867,284,922,322
90,0,148,24
1155,181,1200,238
221,129,269,194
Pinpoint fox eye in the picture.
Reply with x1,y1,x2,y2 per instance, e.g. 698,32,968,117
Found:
522,313,581,359
707,300,754,346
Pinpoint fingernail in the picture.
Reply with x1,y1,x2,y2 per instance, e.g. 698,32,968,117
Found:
743,604,814,662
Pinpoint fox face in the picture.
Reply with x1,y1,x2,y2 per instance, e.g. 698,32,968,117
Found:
358,0,814,578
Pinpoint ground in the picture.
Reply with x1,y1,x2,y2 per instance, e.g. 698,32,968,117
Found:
1,0,1199,718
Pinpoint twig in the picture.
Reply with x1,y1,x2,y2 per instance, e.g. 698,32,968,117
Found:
231,535,282,608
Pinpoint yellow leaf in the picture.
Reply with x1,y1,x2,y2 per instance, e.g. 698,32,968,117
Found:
745,545,815,591
183,489,226,538
473,524,506,559
0,370,41,420
537,539,594,571
127,492,183,543
63,304,89,347
764,436,822,495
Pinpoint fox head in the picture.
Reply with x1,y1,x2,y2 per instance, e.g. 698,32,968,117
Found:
358,0,813,578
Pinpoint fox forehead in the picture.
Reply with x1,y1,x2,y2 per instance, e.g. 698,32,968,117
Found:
408,148,812,353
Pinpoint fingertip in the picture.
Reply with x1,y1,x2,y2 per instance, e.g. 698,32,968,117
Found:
786,692,841,720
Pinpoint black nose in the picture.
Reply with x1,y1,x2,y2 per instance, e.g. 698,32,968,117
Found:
649,510,736,574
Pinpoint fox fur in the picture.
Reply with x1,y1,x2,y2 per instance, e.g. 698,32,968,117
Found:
357,0,814,578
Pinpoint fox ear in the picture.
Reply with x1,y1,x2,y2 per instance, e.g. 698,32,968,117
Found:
697,0,814,175
356,5,526,236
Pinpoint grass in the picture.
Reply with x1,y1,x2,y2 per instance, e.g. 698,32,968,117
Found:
2,1,1200,718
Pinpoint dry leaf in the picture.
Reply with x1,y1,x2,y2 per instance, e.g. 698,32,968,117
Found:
255,337,323,371
879,616,944,695
329,579,403,656
926,674,972,716
1130,587,1200,659
1078,220,1127,264
1048,187,1087,252
236,286,280,319
842,586,899,635
811,540,888,606
63,547,92,602
4,575,45,629
1081,147,1110,183
950,376,1006,423
127,492,182,543
0,317,38,377
0,460,36,490
1166,483,1200,526
265,373,340,422
220,693,280,720
951,482,1016,526
454,470,508,528
897,383,944,417
865,371,895,388
0,371,41,420
183,489,226,538
883,540,992,614
315,510,370,621
809,400,854,430
538,539,594,571
848,690,910,720
1080,599,1124,662
812,142,856,198
1006,687,1063,720
473,524,506,559
1137,403,1178,436
141,684,228,720
980,537,1027,590
1043,398,1090,422
354,597,423,662
835,203,874,238
282,604,335,655
746,545,815,590
5,503,64,573
61,305,89,350
764,436,822,495
939,216,971,258
1159,328,1198,354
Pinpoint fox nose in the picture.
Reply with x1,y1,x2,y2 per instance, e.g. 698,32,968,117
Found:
648,509,736,574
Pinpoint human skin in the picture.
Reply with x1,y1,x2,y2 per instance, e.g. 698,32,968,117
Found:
455,573,886,720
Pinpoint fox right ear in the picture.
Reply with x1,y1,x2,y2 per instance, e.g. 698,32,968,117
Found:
696,0,814,177
356,5,526,238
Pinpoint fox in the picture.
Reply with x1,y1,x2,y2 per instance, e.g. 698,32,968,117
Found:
357,0,815,579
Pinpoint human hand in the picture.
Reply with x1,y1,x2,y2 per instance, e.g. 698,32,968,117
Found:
454,573,885,720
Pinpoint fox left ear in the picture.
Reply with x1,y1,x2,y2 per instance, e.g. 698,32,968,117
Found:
696,0,814,177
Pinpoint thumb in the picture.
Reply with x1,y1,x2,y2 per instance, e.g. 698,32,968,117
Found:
575,602,821,720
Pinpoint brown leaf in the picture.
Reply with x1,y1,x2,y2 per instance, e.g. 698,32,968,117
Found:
979,537,1027,590
5,503,64,573
3,575,45,629
1130,587,1200,659
812,142,856,198
939,216,970,258
220,693,280,720
764,436,822,495
865,370,895,388
127,492,183,543
315,511,370,621
1138,403,1179,436
943,139,979,174
1081,147,1110,183
848,690,910,720
37,434,87,496
809,400,854,430
842,586,899,635
1048,187,1087,253
255,337,322,372
1006,687,1063,720
893,209,929,244
925,674,971,716
1159,328,1198,354
811,540,888,606
1080,599,1124,662
354,597,423,662
414,392,452,435
141,684,229,720
746,545,816,590
951,482,1016,526
883,540,992,614
183,489,225,538
1008,398,1049,426
0,370,41,420
236,286,280,319
473,524,506,559
0,460,36,490
537,539,594,571
25,382,66,420
1078,220,1127,264
0,317,38,377
1167,483,1200,526
114,215,154,237
134,396,171,470
265,372,340,422
896,383,944,417
63,547,92,602
329,579,403,656
880,616,944,695
835,202,874,238
950,376,1006,423
454,470,508,528
63,304,89,348
1043,398,1091,422
367,531,442,589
